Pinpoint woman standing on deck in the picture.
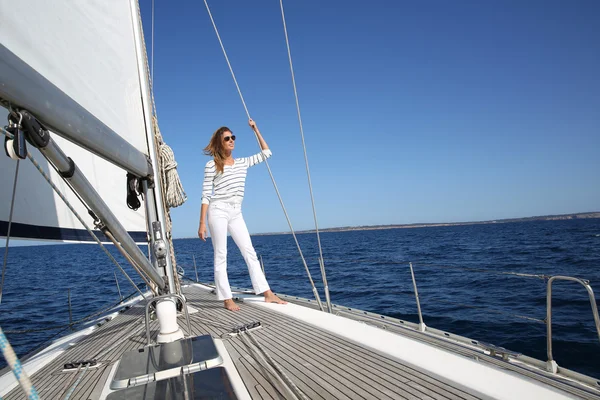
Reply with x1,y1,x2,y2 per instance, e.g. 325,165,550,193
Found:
198,118,287,311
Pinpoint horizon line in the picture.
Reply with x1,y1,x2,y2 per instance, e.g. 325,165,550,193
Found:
176,211,600,239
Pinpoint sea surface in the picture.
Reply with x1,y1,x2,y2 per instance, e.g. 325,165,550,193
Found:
1,218,599,379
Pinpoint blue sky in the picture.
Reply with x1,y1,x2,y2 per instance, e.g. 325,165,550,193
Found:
142,0,599,237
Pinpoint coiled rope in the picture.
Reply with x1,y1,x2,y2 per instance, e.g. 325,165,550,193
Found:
141,0,187,210
203,0,324,311
142,0,186,210
153,117,187,208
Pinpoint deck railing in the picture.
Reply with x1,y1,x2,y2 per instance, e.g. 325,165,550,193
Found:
545,276,600,373
182,253,600,381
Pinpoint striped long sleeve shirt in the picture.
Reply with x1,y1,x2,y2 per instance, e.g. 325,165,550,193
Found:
201,149,272,205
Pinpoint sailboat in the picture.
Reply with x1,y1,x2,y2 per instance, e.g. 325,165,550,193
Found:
1,1,600,399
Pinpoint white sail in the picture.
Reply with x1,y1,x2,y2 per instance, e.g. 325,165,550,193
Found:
0,0,149,153
0,0,150,242
0,108,147,242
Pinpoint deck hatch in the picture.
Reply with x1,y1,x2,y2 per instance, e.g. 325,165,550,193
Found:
110,335,223,390
106,367,237,399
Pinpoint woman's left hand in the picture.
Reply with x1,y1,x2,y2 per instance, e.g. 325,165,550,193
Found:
198,224,207,241
248,118,257,131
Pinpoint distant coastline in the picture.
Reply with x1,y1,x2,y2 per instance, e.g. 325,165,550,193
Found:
251,212,600,236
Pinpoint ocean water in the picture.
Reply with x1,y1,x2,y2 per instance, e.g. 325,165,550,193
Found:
1,218,599,379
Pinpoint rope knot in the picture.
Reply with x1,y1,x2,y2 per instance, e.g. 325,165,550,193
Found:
162,158,177,171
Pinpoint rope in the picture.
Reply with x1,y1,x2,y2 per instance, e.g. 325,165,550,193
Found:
239,333,302,400
0,160,20,305
155,129,182,294
62,363,89,400
154,118,187,208
202,0,324,311
245,331,308,400
59,365,81,399
202,0,250,117
278,0,331,313
0,128,146,301
0,327,40,400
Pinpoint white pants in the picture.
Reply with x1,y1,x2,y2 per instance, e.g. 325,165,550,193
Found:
208,201,270,300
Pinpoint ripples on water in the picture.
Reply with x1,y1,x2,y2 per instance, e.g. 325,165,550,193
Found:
1,219,599,377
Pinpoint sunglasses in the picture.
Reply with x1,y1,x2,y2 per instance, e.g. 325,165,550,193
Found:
223,135,236,142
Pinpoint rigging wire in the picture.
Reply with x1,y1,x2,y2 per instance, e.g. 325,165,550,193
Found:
151,0,155,85
4,286,143,337
0,128,146,300
278,0,331,313
0,160,20,304
135,0,186,294
202,0,324,311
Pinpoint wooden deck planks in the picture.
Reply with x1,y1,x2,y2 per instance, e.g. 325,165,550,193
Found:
183,288,479,400
3,286,485,399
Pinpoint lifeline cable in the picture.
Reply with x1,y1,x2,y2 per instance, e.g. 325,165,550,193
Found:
0,128,146,300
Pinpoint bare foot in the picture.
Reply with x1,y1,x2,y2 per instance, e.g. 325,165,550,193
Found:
224,299,240,311
263,290,287,305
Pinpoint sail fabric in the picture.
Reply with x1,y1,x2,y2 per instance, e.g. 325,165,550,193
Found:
0,0,150,242
0,109,148,243
0,0,149,154
0,108,148,242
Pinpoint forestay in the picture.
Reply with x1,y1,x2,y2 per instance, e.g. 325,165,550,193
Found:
0,0,150,242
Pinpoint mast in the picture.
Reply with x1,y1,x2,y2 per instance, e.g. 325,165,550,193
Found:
0,0,183,341
129,0,178,295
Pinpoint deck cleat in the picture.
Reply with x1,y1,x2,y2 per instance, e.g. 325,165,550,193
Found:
228,321,262,337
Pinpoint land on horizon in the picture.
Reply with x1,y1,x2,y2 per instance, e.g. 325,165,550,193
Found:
247,211,600,237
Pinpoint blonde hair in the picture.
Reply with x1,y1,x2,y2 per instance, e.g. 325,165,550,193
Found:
203,126,232,174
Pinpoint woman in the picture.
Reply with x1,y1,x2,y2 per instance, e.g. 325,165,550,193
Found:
198,118,287,311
